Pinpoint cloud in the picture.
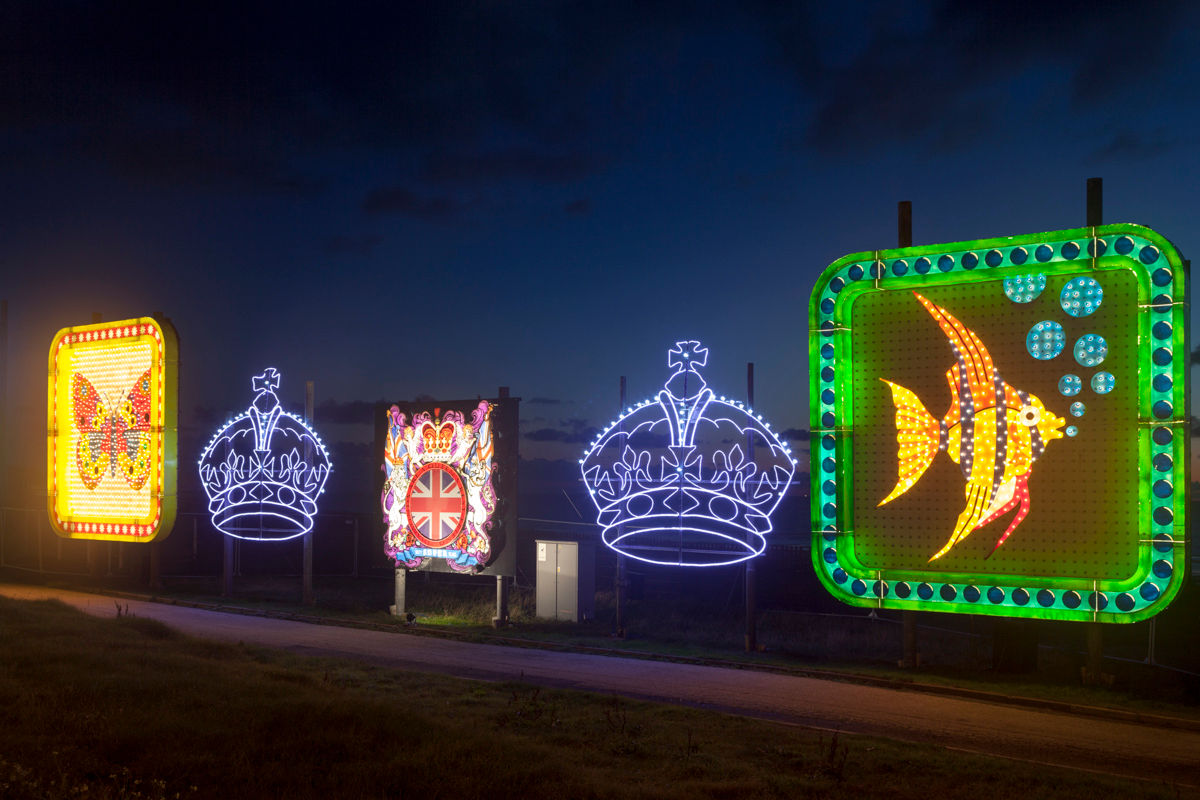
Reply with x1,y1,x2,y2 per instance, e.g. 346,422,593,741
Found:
779,428,810,443
753,0,1191,155
420,148,599,185
1087,129,1176,163
321,233,383,256
79,126,322,193
564,198,592,215
524,417,599,444
362,187,463,219
314,399,385,425
1,1,683,191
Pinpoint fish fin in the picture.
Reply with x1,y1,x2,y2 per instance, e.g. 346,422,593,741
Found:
914,292,997,406
928,477,991,560
878,379,940,506
985,475,1031,558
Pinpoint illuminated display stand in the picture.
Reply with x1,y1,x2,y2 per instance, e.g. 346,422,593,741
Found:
579,341,797,567
378,397,519,576
198,369,331,541
47,316,178,543
810,225,1189,624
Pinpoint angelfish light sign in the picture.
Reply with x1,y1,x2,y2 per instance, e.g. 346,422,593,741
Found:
47,316,178,542
810,225,1189,623
580,341,797,567
198,369,331,541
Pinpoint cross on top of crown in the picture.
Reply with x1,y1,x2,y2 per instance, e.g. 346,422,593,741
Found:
252,368,281,396
668,341,708,373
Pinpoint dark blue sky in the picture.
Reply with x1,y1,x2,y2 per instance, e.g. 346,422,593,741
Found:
4,0,1198,471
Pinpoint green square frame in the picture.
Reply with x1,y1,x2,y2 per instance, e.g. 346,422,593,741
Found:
809,224,1189,623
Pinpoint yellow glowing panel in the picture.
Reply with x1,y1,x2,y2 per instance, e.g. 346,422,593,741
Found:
47,317,178,542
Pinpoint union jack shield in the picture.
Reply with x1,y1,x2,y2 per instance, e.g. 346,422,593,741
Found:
406,462,466,547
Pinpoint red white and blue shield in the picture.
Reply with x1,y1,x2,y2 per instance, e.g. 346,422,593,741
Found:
406,462,466,548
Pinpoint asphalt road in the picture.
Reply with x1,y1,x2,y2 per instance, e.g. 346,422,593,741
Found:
3,583,1197,790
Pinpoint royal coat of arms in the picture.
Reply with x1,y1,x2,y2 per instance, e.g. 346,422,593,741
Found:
382,401,497,571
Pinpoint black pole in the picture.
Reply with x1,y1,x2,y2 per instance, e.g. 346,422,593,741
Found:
614,376,626,637
493,386,511,627
302,381,314,605
1086,177,1103,228
744,363,757,653
1085,176,1105,683
899,202,918,668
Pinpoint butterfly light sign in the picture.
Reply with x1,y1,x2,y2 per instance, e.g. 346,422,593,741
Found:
47,317,179,542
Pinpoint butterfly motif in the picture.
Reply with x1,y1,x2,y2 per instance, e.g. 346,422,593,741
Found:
73,369,154,491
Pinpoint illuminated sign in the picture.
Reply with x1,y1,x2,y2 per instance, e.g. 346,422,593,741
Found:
810,225,1189,623
580,341,797,567
47,317,178,542
382,400,504,572
198,369,331,541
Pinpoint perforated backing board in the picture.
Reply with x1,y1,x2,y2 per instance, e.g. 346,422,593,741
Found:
809,225,1189,623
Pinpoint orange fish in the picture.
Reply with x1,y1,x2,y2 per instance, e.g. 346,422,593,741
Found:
879,292,1065,560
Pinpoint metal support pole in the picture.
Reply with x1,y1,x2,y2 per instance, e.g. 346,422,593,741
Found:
302,380,314,605
1086,622,1104,682
493,574,509,627
614,376,627,638
0,300,7,502
744,362,757,653
390,567,406,616
149,541,162,592
899,199,919,669
1084,176,1106,684
902,612,918,668
1086,177,1103,228
222,535,234,596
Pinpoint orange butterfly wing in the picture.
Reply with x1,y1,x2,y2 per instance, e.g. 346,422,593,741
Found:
115,369,154,491
73,374,110,490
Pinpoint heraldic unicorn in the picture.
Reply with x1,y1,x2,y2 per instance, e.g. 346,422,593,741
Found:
382,401,497,571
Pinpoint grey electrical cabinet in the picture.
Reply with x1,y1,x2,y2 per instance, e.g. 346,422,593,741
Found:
535,540,595,621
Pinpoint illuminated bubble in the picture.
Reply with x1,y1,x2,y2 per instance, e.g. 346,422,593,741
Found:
1003,273,1046,303
1058,374,1082,396
1091,372,1114,394
1073,334,1107,367
1059,276,1103,317
1066,425,1078,437
1026,321,1065,360
1069,401,1085,417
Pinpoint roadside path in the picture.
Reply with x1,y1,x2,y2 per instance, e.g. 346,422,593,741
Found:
3,583,1196,789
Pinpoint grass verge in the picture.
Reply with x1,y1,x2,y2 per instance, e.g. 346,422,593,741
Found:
0,595,1193,799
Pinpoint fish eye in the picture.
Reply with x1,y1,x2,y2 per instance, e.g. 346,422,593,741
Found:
1020,405,1041,427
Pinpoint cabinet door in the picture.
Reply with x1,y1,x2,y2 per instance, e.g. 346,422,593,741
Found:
557,542,578,621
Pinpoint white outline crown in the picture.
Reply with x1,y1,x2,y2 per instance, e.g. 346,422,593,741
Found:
198,369,332,541
579,341,797,567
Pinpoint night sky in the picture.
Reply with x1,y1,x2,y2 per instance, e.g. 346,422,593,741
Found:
5,1,1199,504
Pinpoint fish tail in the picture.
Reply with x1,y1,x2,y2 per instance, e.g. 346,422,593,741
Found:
878,379,941,506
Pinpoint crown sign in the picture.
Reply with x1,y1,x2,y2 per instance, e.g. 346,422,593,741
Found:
580,341,797,567
198,369,332,541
